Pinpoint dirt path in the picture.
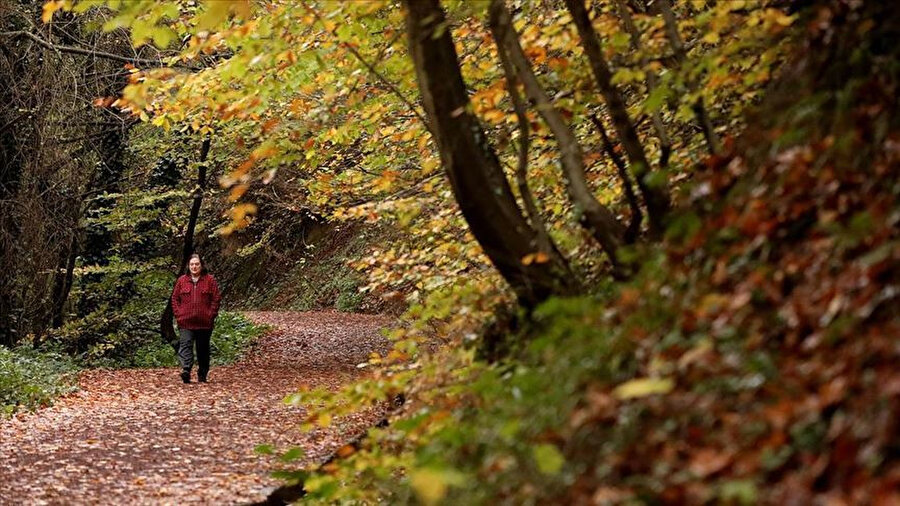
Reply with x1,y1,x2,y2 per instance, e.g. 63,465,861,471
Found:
0,311,393,505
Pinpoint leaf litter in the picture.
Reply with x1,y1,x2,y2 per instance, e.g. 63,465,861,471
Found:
0,311,393,505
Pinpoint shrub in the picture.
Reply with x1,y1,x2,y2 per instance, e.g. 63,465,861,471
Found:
0,346,79,417
128,311,269,368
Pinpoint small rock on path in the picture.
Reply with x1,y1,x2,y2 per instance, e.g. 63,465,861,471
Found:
0,311,393,505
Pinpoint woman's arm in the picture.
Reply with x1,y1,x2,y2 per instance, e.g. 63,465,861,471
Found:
210,277,222,320
171,277,182,317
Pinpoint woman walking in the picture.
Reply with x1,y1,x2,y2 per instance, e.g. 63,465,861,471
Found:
171,253,222,384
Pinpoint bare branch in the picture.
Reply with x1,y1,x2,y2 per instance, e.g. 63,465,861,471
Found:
489,0,626,272
0,30,197,69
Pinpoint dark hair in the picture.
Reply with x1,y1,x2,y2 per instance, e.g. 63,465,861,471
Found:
186,253,208,274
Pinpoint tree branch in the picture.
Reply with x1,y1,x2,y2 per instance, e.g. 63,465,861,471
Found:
590,113,642,243
300,3,434,136
495,28,557,257
613,0,672,168
0,30,197,69
564,0,670,237
656,0,721,155
490,0,626,272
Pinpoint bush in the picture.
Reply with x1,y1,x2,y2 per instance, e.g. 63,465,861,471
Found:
0,346,79,417
128,311,269,368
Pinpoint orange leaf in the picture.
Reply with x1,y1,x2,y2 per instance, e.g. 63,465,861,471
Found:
228,183,249,202
336,444,356,458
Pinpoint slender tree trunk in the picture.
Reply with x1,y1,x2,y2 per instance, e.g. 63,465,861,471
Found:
160,136,212,349
50,232,78,329
403,0,576,307
180,136,212,267
564,0,670,237
494,15,568,266
613,0,672,167
489,0,626,272
590,114,642,244
656,0,721,155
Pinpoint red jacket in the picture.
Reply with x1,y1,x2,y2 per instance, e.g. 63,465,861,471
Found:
171,274,222,330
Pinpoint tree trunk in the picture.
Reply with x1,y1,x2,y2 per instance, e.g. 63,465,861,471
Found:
402,0,576,307
160,136,212,350
613,0,672,167
489,0,626,273
494,11,571,269
564,0,671,237
50,232,78,329
656,0,721,155
590,114,642,244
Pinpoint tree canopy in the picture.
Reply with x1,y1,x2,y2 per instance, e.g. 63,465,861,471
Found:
1,0,896,503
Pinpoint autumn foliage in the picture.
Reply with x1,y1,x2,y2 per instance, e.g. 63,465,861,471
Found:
10,0,899,503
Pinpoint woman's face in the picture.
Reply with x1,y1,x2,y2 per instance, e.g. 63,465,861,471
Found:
189,258,202,275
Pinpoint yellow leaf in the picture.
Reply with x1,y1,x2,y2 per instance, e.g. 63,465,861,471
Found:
613,377,674,400
41,1,62,24
196,0,230,30
702,31,720,44
533,443,565,475
409,468,464,506
232,0,251,18
250,144,277,160
422,158,439,174
769,9,794,27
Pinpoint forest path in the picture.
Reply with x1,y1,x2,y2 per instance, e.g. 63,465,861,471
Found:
0,311,393,505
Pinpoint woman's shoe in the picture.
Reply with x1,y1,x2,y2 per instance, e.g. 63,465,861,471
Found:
181,371,191,383
198,374,208,383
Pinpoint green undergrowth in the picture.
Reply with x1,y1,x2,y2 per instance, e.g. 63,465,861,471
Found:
283,272,657,504
126,311,270,368
0,346,79,417
1,312,267,415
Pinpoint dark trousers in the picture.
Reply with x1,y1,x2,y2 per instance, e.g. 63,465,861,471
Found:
178,328,212,377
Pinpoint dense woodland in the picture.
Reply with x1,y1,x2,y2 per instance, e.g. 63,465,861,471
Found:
1,0,898,504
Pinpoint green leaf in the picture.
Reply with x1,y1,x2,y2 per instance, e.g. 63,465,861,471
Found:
645,82,670,112
151,26,176,48
279,447,305,462
610,31,630,50
254,444,274,455
613,377,674,400
270,469,309,483
532,443,565,475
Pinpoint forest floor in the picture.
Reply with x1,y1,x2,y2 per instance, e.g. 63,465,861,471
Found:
0,311,393,505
